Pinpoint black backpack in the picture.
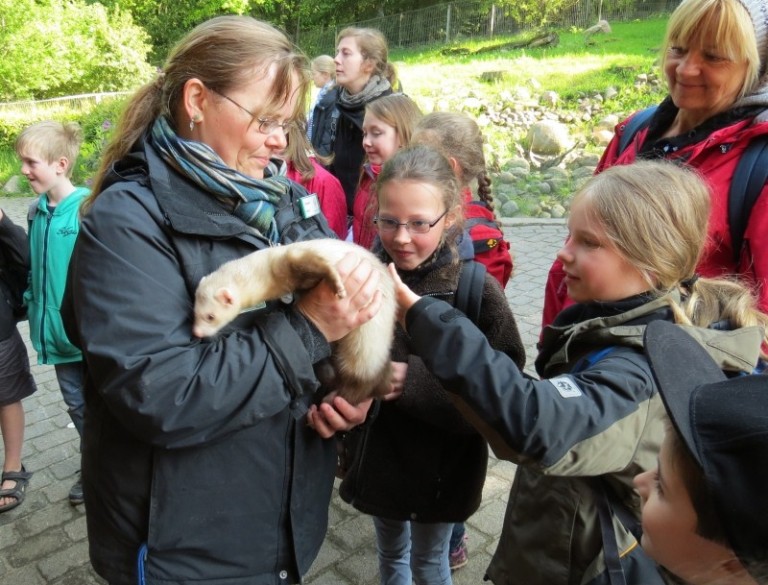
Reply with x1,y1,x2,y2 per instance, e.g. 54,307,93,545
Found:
618,105,768,262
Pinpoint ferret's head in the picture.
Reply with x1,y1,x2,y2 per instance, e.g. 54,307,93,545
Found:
193,276,241,338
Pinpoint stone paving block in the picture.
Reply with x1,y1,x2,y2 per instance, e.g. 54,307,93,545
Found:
0,564,47,585
304,535,345,577
0,519,21,549
29,426,78,453
333,545,379,585
4,526,69,567
15,499,80,538
327,510,376,551
48,562,107,585
23,442,78,472
38,540,90,581
62,514,88,543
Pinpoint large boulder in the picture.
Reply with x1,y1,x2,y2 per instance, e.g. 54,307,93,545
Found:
2,175,23,194
527,120,574,155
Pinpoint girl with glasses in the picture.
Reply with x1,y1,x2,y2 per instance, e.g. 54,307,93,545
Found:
339,145,525,585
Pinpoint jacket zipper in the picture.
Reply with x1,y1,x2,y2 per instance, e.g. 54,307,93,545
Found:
39,211,53,363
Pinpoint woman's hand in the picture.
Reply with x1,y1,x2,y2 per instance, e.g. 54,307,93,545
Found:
387,264,421,329
298,252,382,342
379,361,407,401
307,395,373,438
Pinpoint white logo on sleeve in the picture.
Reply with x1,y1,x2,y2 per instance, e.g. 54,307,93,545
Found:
548,376,583,398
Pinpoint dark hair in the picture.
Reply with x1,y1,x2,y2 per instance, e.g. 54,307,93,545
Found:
665,421,728,544
413,111,499,221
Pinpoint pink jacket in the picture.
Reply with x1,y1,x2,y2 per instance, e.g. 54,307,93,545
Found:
352,164,381,250
286,159,348,240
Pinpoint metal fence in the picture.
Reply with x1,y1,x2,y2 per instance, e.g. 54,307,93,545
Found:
0,92,131,119
296,0,680,54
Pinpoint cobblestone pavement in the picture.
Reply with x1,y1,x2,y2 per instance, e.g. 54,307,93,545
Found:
0,196,567,585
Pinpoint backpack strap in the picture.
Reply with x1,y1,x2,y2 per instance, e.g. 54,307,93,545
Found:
591,479,630,585
455,260,486,325
572,346,617,373
618,106,657,154
729,134,768,263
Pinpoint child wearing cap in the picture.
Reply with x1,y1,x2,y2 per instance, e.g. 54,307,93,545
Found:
636,320,767,585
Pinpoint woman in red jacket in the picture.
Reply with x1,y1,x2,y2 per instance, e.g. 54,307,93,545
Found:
542,0,768,329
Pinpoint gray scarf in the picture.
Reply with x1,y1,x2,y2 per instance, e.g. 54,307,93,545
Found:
337,75,391,110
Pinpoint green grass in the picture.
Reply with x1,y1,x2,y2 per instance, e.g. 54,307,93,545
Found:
394,17,666,102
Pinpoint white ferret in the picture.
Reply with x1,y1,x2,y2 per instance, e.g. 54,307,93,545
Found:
193,239,395,405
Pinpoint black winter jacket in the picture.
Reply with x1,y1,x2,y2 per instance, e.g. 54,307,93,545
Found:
0,212,29,340
339,249,525,522
309,86,393,211
61,138,339,585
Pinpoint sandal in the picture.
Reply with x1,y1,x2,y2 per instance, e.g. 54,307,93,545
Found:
0,465,32,513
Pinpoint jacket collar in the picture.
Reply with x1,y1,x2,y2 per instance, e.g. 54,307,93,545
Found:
107,137,264,241
537,291,763,377
38,187,89,213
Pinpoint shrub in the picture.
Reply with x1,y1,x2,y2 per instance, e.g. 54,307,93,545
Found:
0,0,153,101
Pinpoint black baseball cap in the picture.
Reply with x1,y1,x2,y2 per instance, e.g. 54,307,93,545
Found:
644,320,768,574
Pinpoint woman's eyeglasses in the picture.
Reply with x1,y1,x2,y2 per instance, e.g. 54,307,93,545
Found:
373,210,448,234
208,87,295,135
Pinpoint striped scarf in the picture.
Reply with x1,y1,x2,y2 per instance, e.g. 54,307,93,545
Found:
150,116,295,242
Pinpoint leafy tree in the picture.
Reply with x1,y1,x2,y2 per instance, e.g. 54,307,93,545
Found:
94,0,259,65
0,0,154,101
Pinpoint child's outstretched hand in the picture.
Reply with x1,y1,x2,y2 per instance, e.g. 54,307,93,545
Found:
387,263,421,329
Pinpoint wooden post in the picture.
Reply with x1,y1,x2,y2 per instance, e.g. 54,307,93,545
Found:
446,3,451,43
489,4,496,38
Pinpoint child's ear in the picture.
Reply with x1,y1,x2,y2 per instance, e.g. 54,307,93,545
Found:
444,204,463,230
447,156,463,179
55,157,70,176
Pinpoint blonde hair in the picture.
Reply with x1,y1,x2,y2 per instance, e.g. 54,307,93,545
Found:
15,121,83,178
311,54,335,79
579,161,768,347
337,27,397,89
283,115,332,180
377,145,464,261
662,0,760,98
87,16,310,210
413,112,497,216
365,94,423,149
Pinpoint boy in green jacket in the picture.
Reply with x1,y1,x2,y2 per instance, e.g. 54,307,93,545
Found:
16,120,89,506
